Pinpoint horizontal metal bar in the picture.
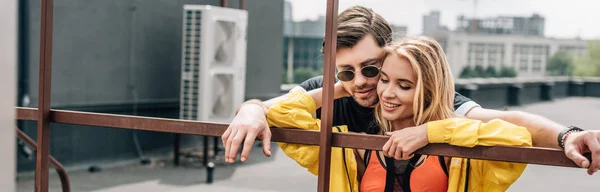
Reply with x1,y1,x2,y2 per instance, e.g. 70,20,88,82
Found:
17,107,37,120
15,107,587,168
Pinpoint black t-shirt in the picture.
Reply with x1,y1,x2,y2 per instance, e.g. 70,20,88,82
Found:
298,76,474,134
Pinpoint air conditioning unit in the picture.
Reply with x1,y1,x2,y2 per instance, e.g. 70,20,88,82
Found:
180,5,248,123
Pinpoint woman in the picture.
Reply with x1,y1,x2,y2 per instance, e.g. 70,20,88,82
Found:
266,36,531,192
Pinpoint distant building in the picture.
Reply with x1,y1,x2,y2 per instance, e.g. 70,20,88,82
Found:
443,32,587,78
283,1,326,83
391,24,408,40
423,11,442,35
456,14,545,36
283,1,408,82
425,11,586,78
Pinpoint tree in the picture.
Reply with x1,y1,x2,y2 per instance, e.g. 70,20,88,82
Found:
460,66,504,78
281,71,289,84
499,66,517,77
293,68,318,84
547,51,573,76
573,40,600,77
459,66,474,78
485,66,498,77
473,65,486,78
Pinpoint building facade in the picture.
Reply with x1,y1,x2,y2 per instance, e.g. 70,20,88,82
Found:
423,11,441,35
456,14,545,36
444,33,587,78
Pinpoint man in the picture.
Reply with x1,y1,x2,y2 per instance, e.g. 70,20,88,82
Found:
222,6,600,175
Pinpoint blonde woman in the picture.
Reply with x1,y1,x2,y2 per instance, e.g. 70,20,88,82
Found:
266,36,531,192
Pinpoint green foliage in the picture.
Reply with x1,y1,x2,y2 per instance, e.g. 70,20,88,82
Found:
282,71,289,84
293,68,319,84
460,65,516,78
485,66,498,77
473,65,486,77
459,66,474,78
573,40,600,77
547,51,574,76
499,66,517,77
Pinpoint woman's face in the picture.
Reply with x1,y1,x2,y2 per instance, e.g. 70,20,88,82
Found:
377,54,416,122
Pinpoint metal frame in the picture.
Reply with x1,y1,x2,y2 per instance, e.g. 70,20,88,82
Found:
16,128,70,192
35,0,54,191
18,0,588,192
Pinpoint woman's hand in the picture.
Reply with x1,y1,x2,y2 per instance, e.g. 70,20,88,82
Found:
382,124,429,160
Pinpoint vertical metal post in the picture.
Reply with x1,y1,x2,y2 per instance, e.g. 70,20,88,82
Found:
240,0,245,10
174,134,180,166
286,38,294,83
317,0,338,191
203,136,209,166
220,0,228,7
213,136,219,157
36,0,54,191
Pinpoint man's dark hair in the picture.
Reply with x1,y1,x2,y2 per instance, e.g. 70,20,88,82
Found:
322,5,393,52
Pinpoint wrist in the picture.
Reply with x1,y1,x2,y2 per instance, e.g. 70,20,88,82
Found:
420,124,429,144
236,99,268,115
558,126,584,149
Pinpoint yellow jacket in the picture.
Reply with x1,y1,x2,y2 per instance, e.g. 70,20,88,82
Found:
266,91,532,192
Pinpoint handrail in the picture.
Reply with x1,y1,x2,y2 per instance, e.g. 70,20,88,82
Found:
16,128,70,192
16,107,590,168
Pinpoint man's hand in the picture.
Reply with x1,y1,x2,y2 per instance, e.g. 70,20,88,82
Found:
221,103,272,163
563,130,600,175
382,124,429,160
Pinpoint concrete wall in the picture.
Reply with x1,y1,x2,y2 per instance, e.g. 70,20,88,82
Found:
454,76,599,109
1,0,17,189
18,0,283,172
245,0,284,100
583,78,600,97
553,80,570,99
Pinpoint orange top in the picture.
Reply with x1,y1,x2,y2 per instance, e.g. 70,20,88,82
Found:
360,151,387,191
360,151,448,192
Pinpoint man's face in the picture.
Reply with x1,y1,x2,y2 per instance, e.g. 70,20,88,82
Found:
335,34,383,108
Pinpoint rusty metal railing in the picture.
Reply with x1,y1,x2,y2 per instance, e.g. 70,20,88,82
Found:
20,0,589,192
16,128,70,192
34,0,54,191
16,107,588,168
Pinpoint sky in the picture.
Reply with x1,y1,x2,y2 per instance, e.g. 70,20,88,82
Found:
287,0,600,39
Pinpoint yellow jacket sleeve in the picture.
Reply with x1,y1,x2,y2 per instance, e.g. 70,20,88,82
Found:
427,118,532,192
427,118,532,147
265,91,359,192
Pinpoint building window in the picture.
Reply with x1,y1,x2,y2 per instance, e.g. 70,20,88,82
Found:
532,58,542,72
468,43,485,67
531,45,548,72
474,43,485,66
514,44,531,72
486,44,504,68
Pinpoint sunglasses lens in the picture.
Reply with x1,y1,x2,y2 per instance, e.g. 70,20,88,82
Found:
336,71,354,82
362,66,380,78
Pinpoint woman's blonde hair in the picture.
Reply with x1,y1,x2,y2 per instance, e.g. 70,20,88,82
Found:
374,36,455,133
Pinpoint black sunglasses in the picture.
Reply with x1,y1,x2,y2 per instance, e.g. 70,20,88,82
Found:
336,65,381,82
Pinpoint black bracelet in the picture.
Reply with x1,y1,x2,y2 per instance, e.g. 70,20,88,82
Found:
558,126,584,149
